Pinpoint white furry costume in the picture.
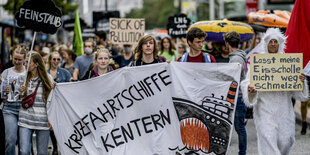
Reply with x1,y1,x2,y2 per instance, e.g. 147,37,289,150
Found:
241,28,309,155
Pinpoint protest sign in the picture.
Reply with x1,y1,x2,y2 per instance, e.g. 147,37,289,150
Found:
109,18,145,45
167,14,191,38
63,18,87,31
82,27,96,41
47,62,241,155
15,0,62,34
93,11,120,32
250,53,303,91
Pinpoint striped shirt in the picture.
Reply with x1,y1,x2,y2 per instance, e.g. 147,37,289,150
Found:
18,75,53,130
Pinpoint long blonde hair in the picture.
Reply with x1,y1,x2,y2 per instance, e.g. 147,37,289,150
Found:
25,52,52,103
134,34,158,60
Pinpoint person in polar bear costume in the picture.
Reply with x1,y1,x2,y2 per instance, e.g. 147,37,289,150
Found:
241,28,309,155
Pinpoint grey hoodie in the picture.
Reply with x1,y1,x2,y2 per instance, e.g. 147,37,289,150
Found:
229,49,247,97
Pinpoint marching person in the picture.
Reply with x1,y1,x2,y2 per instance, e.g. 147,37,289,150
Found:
224,31,247,155
158,37,177,62
129,34,164,66
82,48,114,80
178,27,216,63
61,49,76,76
112,44,134,68
241,28,309,155
72,40,95,81
177,42,187,59
1,46,27,155
18,52,54,155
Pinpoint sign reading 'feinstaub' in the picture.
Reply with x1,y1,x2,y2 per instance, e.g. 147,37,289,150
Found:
250,53,303,91
15,0,62,34
109,18,145,45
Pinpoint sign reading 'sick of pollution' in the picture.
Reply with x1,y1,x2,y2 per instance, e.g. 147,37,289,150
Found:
15,0,62,34
167,14,191,38
109,18,145,45
250,53,303,91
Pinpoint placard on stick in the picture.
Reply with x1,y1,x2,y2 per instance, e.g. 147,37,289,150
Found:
15,0,62,34
250,53,303,91
109,18,145,45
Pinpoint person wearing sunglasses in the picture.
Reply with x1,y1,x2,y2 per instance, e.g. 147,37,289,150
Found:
46,51,71,154
47,52,72,83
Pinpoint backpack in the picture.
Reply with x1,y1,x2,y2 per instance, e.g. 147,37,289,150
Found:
180,52,211,63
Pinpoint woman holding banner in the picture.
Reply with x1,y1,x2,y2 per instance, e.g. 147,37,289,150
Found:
47,51,71,155
241,28,308,155
1,46,27,155
129,34,164,66
18,52,54,155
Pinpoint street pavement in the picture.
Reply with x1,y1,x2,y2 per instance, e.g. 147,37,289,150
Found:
229,101,310,155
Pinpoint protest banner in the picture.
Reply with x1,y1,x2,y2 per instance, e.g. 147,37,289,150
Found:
109,18,145,45
15,0,62,34
47,62,241,155
250,53,303,91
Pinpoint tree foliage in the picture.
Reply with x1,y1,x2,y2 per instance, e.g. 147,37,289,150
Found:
125,0,178,30
2,0,79,16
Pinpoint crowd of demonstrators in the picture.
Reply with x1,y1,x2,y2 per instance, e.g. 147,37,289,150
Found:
0,26,309,155
224,31,248,155
19,52,54,155
158,37,178,62
242,28,308,155
82,48,114,80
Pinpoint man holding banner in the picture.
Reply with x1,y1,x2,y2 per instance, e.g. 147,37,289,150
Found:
241,28,308,155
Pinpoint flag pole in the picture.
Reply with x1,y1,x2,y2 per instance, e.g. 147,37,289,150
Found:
23,31,37,85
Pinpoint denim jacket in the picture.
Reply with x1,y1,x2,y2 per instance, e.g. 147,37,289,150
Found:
48,67,72,83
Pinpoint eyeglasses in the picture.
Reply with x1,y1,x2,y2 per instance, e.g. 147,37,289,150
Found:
52,58,61,61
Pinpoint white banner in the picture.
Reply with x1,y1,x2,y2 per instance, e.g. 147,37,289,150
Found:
47,62,241,155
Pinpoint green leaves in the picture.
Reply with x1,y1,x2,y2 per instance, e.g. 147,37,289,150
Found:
125,0,178,30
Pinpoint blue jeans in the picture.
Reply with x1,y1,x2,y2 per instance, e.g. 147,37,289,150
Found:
3,102,21,155
234,97,247,155
19,127,50,155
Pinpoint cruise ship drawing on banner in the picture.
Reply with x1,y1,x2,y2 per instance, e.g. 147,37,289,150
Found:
170,81,238,155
